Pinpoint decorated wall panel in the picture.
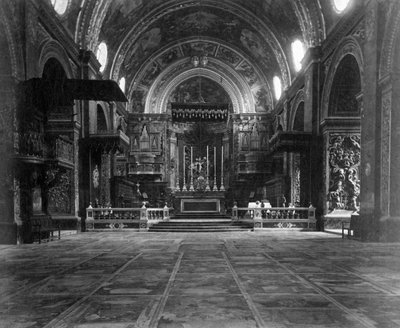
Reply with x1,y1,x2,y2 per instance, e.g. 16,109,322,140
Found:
327,134,361,211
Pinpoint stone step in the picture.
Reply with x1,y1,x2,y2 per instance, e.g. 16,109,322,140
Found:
171,214,231,220
155,221,234,226
148,219,253,232
149,228,251,232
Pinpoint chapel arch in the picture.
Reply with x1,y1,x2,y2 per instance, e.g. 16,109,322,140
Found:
321,37,363,120
328,54,361,117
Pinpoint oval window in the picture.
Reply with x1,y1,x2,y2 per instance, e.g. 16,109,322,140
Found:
96,42,108,73
273,76,282,100
291,39,306,72
51,0,69,16
119,77,126,93
333,0,351,13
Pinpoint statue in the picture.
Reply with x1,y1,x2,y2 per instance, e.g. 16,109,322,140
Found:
93,165,99,189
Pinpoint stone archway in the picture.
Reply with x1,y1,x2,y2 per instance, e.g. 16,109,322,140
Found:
322,43,362,226
321,37,363,121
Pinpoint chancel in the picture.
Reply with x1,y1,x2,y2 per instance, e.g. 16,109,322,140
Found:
1,0,400,326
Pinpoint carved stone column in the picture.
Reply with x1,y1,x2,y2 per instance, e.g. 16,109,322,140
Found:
100,152,111,206
170,132,177,190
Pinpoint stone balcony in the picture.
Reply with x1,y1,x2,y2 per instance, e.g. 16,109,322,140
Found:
82,129,130,153
127,162,163,176
269,131,312,153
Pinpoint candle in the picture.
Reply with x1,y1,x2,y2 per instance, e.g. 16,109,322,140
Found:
206,145,209,176
183,146,185,185
214,147,216,176
221,145,223,180
191,146,193,172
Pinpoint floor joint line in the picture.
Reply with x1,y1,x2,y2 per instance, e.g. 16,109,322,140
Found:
222,251,267,328
263,252,377,328
147,252,184,328
42,252,144,328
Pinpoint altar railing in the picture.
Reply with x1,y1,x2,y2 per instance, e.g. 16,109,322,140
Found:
86,204,170,230
232,205,316,229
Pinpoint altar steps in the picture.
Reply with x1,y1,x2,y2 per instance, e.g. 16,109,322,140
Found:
148,215,253,232
171,213,232,221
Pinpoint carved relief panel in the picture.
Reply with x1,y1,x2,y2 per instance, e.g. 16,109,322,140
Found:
328,134,361,210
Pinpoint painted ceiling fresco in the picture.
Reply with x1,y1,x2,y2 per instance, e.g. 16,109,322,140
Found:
169,77,231,104
56,0,340,113
105,5,282,78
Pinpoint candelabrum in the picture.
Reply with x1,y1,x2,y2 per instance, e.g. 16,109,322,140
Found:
220,145,225,191
205,145,211,191
212,146,218,191
175,169,180,191
189,147,195,191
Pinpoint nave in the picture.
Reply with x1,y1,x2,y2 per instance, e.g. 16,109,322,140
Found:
1,231,400,328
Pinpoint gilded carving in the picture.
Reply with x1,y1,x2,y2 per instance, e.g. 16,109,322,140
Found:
328,134,361,210
47,169,72,215
365,8,376,42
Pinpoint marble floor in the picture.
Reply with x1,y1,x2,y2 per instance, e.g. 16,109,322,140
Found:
1,231,400,328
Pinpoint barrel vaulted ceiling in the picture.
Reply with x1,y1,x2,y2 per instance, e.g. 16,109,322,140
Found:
56,0,343,114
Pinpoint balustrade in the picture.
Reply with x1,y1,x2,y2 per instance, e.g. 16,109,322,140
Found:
128,163,162,175
18,132,45,158
232,204,316,229
86,204,170,230
52,136,74,163
17,132,74,164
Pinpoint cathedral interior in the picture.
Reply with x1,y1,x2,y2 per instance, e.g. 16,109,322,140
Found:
1,0,400,326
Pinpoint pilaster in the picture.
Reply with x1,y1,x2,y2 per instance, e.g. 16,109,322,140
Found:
359,0,379,240
302,47,324,230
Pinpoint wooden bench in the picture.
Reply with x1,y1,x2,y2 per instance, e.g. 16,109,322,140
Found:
31,217,61,244
342,212,360,239
341,220,353,238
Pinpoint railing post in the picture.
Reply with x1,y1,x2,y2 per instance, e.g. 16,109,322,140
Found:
253,208,262,230
139,202,148,231
86,203,94,231
308,204,316,229
232,202,238,221
163,203,170,221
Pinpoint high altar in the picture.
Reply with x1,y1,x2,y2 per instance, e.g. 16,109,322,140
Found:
174,144,226,214
109,75,291,214
113,110,276,214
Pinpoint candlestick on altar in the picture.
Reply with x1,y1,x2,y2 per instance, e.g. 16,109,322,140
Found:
175,146,180,191
220,145,225,191
189,146,194,191
206,145,211,191
182,146,187,191
213,146,218,191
